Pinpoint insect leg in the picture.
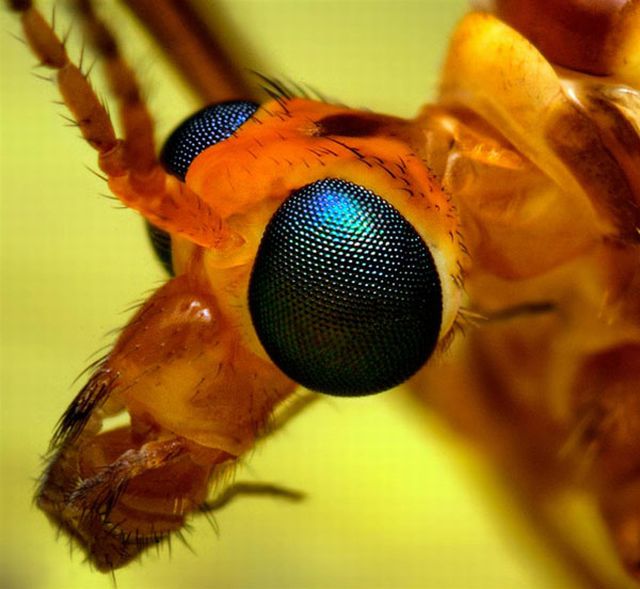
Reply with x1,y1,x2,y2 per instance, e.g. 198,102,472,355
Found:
192,393,320,514
201,482,305,514
189,394,319,517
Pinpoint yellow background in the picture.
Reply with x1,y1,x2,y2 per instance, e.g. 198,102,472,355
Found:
1,1,585,587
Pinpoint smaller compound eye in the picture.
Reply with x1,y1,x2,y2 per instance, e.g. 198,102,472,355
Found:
160,100,259,180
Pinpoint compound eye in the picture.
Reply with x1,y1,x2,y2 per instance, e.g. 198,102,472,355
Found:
160,100,259,180
249,178,443,396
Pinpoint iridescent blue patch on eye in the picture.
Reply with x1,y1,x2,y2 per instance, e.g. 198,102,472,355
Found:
249,178,443,396
160,100,259,180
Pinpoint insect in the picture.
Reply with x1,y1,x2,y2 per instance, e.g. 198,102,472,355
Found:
2,0,637,584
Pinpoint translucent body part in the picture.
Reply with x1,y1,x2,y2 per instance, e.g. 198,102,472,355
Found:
411,9,640,586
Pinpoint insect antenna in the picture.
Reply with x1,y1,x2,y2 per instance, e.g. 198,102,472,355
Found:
121,0,258,103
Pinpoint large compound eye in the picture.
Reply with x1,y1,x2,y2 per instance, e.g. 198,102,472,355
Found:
249,178,442,396
160,100,259,180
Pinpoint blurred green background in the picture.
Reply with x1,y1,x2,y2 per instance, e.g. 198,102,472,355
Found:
0,1,586,587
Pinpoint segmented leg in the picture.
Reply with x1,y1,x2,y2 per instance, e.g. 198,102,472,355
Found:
8,0,228,248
